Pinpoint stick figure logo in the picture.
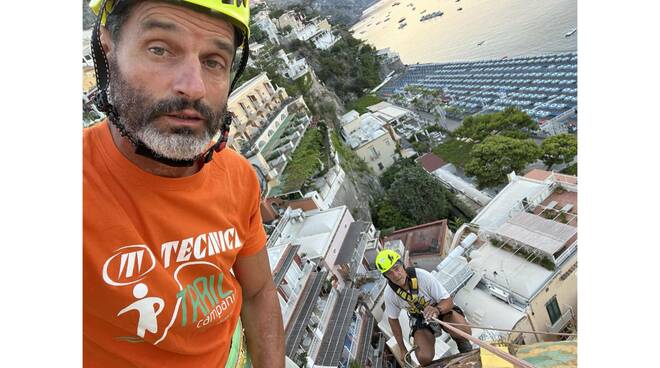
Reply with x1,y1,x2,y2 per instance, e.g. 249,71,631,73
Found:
117,283,165,338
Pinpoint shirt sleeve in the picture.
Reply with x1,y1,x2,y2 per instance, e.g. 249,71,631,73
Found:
418,268,450,302
237,165,267,257
384,288,402,319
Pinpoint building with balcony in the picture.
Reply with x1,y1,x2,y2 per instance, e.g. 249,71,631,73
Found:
253,11,280,45
382,220,453,271
310,29,341,50
366,101,415,127
227,72,311,192
275,49,310,81
341,112,400,175
227,72,288,151
262,162,347,223
449,169,577,345
266,206,380,367
276,10,305,32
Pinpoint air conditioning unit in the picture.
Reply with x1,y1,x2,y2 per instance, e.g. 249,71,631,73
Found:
488,285,510,303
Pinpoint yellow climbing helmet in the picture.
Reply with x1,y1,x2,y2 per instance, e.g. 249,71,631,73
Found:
375,249,401,274
89,0,251,38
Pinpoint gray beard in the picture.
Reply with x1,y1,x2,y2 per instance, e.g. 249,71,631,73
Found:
133,124,212,160
107,55,226,161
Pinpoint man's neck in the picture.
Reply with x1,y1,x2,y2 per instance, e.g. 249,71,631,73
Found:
108,123,201,178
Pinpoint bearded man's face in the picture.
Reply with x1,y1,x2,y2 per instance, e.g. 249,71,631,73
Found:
103,1,236,160
108,54,226,160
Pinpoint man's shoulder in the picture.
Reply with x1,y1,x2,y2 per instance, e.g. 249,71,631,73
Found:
83,121,107,146
211,147,253,172
414,268,440,286
208,148,261,191
413,267,432,278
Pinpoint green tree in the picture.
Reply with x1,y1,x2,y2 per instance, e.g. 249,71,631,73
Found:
454,107,538,142
387,166,451,224
465,135,542,188
295,351,308,368
374,199,416,230
249,24,267,44
541,133,577,169
349,360,364,368
379,158,416,190
448,217,465,232
561,163,577,176
270,8,285,19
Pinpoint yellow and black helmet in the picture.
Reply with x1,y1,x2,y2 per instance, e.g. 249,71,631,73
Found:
89,0,251,39
375,249,401,274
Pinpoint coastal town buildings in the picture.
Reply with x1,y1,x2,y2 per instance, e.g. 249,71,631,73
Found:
275,49,310,81
276,10,305,32
340,111,401,175
450,169,577,345
253,11,281,45
265,206,381,367
226,72,311,194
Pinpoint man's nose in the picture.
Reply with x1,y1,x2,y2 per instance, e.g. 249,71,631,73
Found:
172,56,206,101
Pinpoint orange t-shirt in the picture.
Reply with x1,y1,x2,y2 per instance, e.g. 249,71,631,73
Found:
83,121,267,367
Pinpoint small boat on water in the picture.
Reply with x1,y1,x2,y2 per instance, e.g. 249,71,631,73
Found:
457,7,463,11
477,40,485,46
420,10,443,21
399,17,406,23
564,28,577,37
421,9,427,14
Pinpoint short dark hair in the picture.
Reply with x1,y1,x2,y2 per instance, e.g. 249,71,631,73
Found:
104,0,138,44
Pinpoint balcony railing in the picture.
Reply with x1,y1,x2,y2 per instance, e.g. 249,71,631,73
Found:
241,97,295,155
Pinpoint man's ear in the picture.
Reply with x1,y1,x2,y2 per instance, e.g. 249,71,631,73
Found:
99,26,114,55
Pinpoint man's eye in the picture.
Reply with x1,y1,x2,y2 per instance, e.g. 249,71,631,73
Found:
205,59,225,70
148,47,167,56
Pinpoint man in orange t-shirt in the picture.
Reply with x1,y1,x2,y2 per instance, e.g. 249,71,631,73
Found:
83,1,284,367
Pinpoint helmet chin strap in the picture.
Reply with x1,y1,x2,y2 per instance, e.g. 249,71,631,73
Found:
90,0,250,168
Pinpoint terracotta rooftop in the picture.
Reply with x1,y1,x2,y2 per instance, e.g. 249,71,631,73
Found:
384,219,449,256
524,169,577,185
417,153,447,173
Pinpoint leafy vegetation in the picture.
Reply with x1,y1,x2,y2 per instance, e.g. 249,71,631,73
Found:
279,128,325,193
371,164,475,230
561,163,578,176
312,29,382,103
249,23,268,44
453,107,538,142
541,133,577,169
465,136,541,189
347,94,383,114
432,139,476,168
